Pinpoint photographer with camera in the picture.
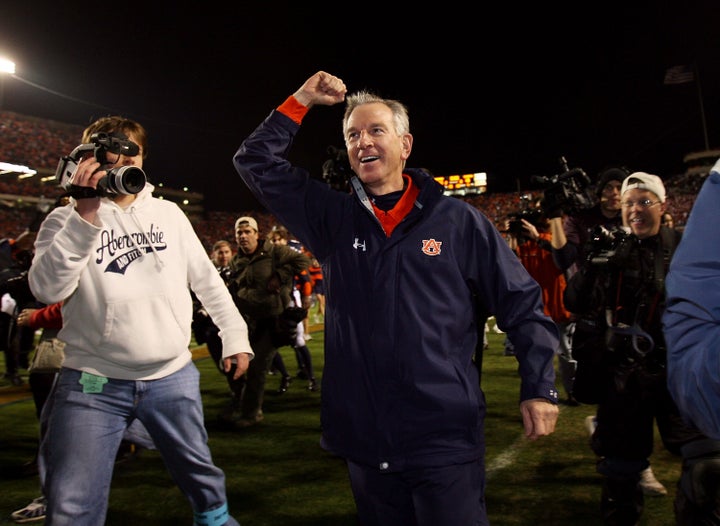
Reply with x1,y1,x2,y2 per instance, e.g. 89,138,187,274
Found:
546,167,626,275
544,166,624,401
535,165,627,404
546,166,668,495
504,199,574,401
29,116,252,525
563,172,720,525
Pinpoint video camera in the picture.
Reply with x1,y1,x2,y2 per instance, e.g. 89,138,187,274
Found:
507,194,542,241
55,132,146,198
322,146,352,192
533,156,595,217
585,225,634,267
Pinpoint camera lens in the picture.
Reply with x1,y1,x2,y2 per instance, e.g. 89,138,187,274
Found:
98,166,146,195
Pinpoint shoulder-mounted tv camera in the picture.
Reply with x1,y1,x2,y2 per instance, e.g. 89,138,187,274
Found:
533,156,595,216
586,225,634,267
55,132,147,198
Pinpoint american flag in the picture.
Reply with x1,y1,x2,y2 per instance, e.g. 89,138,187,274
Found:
664,65,695,85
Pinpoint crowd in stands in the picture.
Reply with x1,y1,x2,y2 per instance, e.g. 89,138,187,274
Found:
0,109,706,252
0,176,702,255
0,111,84,171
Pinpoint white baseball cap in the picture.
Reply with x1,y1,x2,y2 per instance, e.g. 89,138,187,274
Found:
621,172,666,203
234,216,258,232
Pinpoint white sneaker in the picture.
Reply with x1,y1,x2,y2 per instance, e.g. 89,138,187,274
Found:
639,466,668,497
584,415,597,435
11,496,46,523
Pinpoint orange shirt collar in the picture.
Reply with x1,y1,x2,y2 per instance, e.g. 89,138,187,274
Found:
372,174,419,237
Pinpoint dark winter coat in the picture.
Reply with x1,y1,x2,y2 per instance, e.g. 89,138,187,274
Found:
233,109,559,472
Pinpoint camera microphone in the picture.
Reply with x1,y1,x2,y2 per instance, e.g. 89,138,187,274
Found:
531,175,551,185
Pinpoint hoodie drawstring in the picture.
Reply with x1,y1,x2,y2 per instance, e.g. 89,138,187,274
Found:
112,207,166,271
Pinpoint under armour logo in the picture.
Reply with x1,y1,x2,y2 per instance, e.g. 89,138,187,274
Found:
421,238,442,256
353,238,366,251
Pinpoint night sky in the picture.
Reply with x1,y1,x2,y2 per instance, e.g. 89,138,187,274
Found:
1,1,718,212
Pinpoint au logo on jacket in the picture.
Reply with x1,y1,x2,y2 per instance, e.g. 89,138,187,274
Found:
421,239,442,256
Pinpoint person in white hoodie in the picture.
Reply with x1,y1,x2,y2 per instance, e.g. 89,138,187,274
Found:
28,116,252,526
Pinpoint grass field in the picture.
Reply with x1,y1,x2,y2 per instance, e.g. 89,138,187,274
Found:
0,323,682,525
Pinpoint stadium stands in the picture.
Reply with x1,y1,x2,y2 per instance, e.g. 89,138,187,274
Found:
0,110,706,253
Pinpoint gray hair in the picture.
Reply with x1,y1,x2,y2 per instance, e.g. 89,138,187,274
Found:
342,91,410,137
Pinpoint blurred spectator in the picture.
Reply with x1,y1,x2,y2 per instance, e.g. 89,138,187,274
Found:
661,211,675,229
0,230,39,386
308,253,325,325
268,226,320,393
225,216,310,428
504,209,575,405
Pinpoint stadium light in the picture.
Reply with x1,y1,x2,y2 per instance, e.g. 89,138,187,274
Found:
0,57,16,110
0,58,15,74
0,161,36,177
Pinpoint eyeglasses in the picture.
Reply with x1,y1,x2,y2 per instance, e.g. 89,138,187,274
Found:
602,183,622,193
621,199,660,209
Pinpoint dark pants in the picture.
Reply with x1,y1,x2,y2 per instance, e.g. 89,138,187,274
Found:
237,318,278,419
675,439,720,526
1,313,34,375
202,323,244,402
593,363,708,525
346,459,488,526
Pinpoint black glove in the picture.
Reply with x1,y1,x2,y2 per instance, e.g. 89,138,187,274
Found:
540,197,563,219
545,204,563,219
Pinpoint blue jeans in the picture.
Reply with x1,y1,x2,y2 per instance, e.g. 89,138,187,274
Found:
41,362,239,526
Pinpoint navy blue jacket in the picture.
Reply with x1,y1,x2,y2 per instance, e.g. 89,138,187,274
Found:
233,109,559,471
664,161,720,439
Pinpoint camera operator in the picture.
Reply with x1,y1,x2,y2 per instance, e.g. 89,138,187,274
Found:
549,167,668,496
29,116,251,525
541,168,624,408
563,172,719,525
504,205,573,400
547,167,626,276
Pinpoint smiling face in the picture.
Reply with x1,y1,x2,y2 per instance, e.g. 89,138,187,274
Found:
621,188,666,239
343,102,412,195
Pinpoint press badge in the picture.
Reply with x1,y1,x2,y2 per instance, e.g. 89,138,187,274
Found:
79,371,108,393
